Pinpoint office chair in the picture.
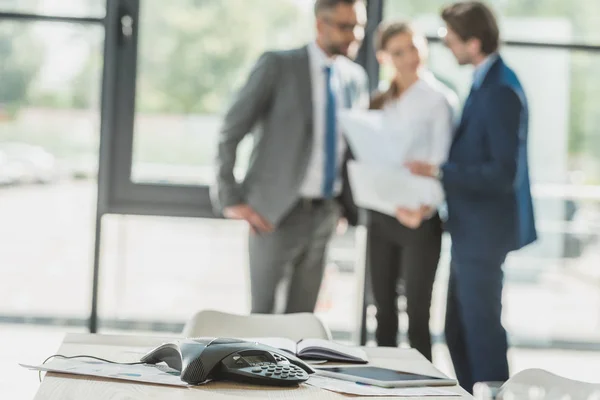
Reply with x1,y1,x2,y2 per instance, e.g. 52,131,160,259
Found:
499,369,600,399
182,309,332,342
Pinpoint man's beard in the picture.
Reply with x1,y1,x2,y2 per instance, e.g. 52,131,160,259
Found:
325,42,348,57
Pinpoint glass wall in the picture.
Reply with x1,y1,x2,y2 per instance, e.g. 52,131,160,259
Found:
383,0,600,347
0,20,103,321
98,215,363,336
131,0,315,185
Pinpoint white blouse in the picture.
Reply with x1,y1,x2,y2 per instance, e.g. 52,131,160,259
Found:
382,71,457,208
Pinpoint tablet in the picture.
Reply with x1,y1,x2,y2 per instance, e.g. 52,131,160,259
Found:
314,365,457,388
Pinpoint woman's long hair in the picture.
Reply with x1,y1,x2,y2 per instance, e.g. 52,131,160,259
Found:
369,21,415,110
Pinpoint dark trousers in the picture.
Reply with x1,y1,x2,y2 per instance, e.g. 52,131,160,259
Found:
367,211,442,361
445,250,509,393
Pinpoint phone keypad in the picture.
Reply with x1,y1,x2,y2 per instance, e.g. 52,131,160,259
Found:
246,362,308,381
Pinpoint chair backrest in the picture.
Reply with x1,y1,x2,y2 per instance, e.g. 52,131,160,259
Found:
182,310,332,342
501,369,600,399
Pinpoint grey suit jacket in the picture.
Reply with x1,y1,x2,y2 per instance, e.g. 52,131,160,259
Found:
211,45,369,227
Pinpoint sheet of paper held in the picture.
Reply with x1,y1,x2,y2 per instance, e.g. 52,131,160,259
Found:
306,375,460,397
348,161,438,215
338,109,409,168
20,358,192,387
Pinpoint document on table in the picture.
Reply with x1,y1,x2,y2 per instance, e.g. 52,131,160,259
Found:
347,161,443,215
306,375,460,397
20,358,193,387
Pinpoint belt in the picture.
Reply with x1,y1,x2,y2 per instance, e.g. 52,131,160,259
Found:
299,197,329,209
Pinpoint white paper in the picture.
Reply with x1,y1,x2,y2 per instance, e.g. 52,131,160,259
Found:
339,110,405,167
306,375,460,397
348,161,441,216
20,358,192,387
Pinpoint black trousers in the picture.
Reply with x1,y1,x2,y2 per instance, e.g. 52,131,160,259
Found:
367,211,443,361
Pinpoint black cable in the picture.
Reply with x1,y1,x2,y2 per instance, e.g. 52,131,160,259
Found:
38,354,146,382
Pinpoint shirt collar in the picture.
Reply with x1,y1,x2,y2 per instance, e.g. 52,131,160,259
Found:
472,53,498,89
308,41,335,69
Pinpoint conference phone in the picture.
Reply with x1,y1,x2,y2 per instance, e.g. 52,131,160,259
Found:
141,337,314,386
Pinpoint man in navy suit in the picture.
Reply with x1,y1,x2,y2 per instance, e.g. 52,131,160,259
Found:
406,1,537,393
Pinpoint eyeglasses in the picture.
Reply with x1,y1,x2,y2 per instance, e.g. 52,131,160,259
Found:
322,17,365,36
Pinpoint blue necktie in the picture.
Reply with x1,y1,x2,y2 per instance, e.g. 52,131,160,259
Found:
323,65,337,198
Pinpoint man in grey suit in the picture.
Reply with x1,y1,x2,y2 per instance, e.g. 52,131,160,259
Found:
212,0,369,314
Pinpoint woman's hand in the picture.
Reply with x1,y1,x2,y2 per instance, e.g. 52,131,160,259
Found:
405,161,437,178
395,207,424,229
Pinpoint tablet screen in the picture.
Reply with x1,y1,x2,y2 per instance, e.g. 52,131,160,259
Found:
318,366,445,382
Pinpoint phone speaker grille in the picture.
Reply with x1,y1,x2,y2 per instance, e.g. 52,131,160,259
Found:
182,358,205,385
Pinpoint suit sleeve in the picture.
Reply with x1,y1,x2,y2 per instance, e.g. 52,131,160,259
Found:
441,86,521,194
212,52,279,210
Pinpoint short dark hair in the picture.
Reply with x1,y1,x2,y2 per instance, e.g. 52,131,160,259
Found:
314,0,364,16
441,1,500,55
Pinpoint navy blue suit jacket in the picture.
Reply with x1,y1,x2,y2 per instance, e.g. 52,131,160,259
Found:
441,56,537,260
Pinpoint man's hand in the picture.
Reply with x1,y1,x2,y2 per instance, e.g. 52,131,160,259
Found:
395,207,424,229
223,204,274,234
336,217,349,235
406,161,437,178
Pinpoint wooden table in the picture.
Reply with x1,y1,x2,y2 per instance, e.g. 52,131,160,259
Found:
33,334,472,399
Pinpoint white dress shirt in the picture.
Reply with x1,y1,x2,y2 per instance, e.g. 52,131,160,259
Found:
383,71,458,208
299,42,348,198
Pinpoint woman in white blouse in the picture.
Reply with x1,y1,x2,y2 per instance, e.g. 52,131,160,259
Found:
367,20,456,361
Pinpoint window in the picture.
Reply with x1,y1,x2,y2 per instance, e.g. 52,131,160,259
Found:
130,0,315,186
0,0,104,18
98,215,363,337
0,21,103,319
94,0,364,336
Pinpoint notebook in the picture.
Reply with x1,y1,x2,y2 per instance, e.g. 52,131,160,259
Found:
241,337,368,364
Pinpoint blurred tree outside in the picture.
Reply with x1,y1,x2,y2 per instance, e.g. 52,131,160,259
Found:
2,0,313,168
6,0,595,175
129,0,313,167
0,23,42,118
28,0,312,115
135,0,312,114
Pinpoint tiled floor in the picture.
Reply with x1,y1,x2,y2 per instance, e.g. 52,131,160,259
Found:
3,324,600,399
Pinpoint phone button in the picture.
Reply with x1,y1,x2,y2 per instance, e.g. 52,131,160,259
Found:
252,368,261,373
